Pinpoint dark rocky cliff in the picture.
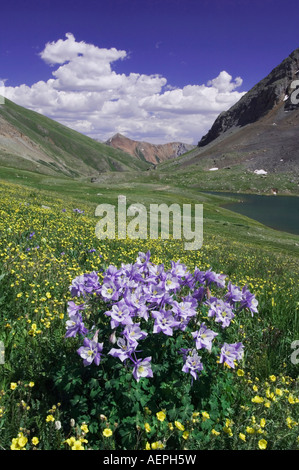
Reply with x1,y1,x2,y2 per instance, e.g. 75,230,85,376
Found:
198,48,299,147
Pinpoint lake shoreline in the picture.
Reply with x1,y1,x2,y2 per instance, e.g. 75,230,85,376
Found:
200,191,299,236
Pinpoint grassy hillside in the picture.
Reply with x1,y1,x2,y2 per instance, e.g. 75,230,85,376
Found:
0,97,149,177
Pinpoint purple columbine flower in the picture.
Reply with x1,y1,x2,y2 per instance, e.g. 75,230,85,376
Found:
204,269,227,288
219,342,244,369
193,267,206,285
152,309,180,336
163,273,180,292
192,323,218,351
135,251,151,268
170,260,187,278
206,298,232,319
65,313,88,338
69,274,86,298
67,300,85,316
192,286,206,302
69,272,100,298
77,333,103,366
132,357,153,382
239,286,258,316
122,323,147,346
103,264,119,283
101,281,119,301
214,303,235,328
182,349,203,381
172,300,197,320
225,282,243,305
172,300,197,331
109,337,136,362
125,286,146,310
105,300,133,329
83,271,101,294
143,284,165,304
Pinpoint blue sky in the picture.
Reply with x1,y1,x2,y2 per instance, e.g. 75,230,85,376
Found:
1,0,298,144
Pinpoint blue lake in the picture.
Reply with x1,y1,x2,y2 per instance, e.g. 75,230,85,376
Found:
204,192,299,236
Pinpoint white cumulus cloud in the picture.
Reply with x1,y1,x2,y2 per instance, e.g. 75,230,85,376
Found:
4,33,246,144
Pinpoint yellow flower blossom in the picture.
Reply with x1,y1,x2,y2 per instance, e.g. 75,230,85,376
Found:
71,440,84,450
258,439,267,450
144,423,151,433
46,414,55,422
252,396,264,403
174,421,185,431
156,411,166,422
81,424,89,433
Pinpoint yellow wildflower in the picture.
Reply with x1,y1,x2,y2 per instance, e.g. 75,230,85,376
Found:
46,414,55,422
258,439,267,450
174,421,185,431
71,440,84,450
156,411,166,422
144,423,151,433
246,427,255,434
81,424,89,433
252,396,264,403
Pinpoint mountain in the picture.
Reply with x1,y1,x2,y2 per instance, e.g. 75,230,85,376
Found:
105,133,195,165
0,98,149,178
162,48,299,175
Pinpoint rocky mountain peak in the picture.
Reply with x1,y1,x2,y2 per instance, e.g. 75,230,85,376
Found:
198,47,299,147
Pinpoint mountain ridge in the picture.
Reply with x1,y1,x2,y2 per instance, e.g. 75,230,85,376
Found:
105,132,195,164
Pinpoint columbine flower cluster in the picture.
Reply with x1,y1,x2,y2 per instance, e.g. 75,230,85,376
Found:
65,251,258,383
